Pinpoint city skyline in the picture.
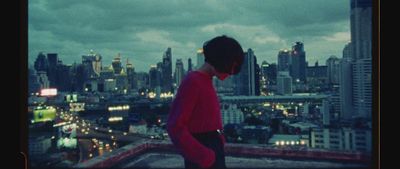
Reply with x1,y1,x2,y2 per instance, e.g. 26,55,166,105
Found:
29,0,351,72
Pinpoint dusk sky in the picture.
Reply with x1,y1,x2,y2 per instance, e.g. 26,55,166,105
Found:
29,0,351,72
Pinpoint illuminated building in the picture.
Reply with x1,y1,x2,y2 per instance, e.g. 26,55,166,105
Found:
277,49,290,72
196,48,204,70
112,53,123,75
149,65,161,92
290,42,307,83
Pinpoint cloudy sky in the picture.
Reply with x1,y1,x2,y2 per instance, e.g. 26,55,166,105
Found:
29,0,351,72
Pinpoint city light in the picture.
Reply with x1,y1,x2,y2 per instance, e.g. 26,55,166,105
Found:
108,117,123,122
53,121,68,127
160,92,174,98
40,88,57,96
275,141,280,146
148,92,156,99
108,105,129,111
69,103,85,112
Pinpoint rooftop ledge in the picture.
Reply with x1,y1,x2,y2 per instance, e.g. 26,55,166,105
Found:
75,139,371,168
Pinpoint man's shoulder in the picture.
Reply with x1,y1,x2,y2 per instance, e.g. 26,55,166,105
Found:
181,71,203,85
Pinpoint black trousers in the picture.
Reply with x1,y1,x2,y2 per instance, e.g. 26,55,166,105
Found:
184,132,226,169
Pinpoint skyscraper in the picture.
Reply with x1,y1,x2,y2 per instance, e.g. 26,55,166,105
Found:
115,69,128,93
322,100,330,126
260,61,269,95
46,53,58,87
85,50,102,75
340,43,353,120
34,52,48,72
71,63,85,92
306,63,327,91
149,65,161,92
136,72,149,91
28,67,41,94
265,62,277,85
36,71,50,89
174,59,185,88
351,0,372,119
82,51,102,80
277,71,292,95
326,56,341,85
56,64,72,92
290,42,307,83
126,59,137,91
47,53,58,66
112,53,123,75
196,48,204,70
234,48,260,96
187,58,193,72
353,58,372,119
351,0,372,61
33,52,59,88
277,49,291,72
162,48,173,93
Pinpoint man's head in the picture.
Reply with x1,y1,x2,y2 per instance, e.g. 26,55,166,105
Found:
203,35,244,80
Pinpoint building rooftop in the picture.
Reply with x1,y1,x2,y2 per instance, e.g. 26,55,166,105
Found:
75,139,371,168
288,122,319,130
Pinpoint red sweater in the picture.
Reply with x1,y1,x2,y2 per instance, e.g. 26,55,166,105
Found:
167,70,225,168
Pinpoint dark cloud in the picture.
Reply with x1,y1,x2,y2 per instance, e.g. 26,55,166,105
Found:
29,0,350,72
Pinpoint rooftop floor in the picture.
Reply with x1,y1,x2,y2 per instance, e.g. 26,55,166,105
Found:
117,152,368,168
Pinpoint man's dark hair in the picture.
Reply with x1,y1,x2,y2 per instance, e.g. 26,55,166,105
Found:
203,35,244,75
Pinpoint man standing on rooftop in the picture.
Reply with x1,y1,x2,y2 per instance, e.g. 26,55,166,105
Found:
167,35,244,169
